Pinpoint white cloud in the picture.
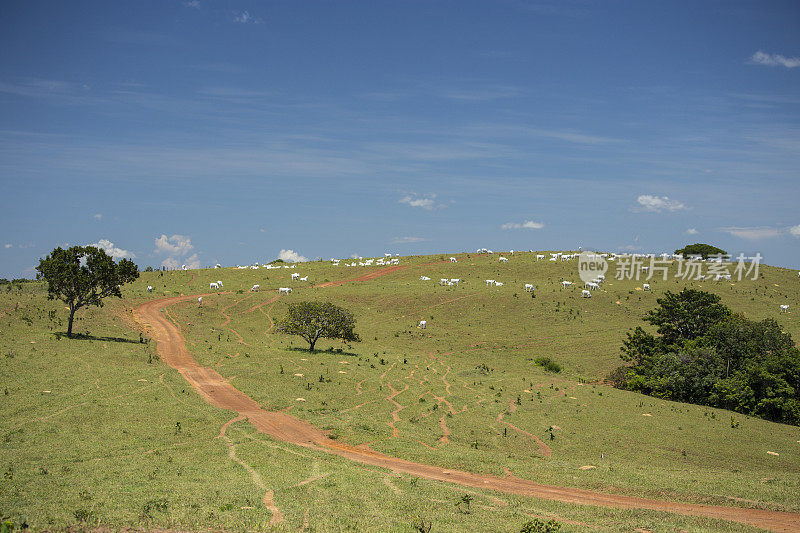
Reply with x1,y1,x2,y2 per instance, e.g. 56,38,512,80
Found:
92,213,102,220
184,253,201,269
750,51,800,69
4,244,12,249
234,10,260,23
720,227,781,240
259,228,266,233
184,0,200,8
501,220,545,230
788,224,800,237
634,195,687,213
154,234,194,256
399,193,437,210
91,238,134,259
161,257,180,270
391,236,426,244
278,249,308,263
685,228,699,235
350,253,360,259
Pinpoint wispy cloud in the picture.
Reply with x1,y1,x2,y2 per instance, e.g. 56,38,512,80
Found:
749,51,800,69
399,193,441,210
685,228,699,235
501,220,544,230
720,226,781,240
4,244,12,249
91,238,134,259
92,213,102,221
184,0,200,8
788,224,800,237
390,236,426,244
633,195,687,213
278,249,307,262
234,10,261,24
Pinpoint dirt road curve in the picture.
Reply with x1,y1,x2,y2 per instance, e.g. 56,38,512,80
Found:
133,271,800,531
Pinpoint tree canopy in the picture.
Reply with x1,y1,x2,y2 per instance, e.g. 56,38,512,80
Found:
36,246,139,337
276,301,360,351
674,243,727,259
615,289,800,425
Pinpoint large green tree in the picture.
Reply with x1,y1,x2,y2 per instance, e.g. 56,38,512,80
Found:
276,301,360,351
674,243,727,259
36,246,139,337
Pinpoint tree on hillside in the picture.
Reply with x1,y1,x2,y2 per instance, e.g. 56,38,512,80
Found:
674,243,727,259
643,289,731,347
36,246,139,337
276,301,360,351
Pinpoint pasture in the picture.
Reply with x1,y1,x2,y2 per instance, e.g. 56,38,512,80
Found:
1,251,799,531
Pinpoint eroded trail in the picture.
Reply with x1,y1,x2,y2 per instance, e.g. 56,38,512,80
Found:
134,295,800,531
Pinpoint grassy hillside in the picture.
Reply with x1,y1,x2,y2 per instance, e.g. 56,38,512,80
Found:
1,252,799,531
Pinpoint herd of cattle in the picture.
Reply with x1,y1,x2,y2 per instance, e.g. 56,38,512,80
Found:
149,250,793,316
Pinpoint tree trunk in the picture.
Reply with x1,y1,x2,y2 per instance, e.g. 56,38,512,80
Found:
309,339,316,351
67,305,77,338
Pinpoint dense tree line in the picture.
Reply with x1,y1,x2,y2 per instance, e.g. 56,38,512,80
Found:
674,243,727,259
611,289,800,425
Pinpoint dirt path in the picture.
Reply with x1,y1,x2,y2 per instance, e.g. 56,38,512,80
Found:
134,298,800,531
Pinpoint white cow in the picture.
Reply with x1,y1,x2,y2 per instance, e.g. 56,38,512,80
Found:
586,282,600,290
418,320,427,329
561,281,573,289
485,279,495,286
524,283,534,292
499,256,509,263
581,290,592,298
447,278,460,285
450,257,457,263
291,273,300,280
217,280,223,288
210,282,219,290
198,297,203,305
510,250,514,255
495,282,504,287
536,254,545,261
299,276,308,282
279,287,292,295
214,263,221,269
250,284,260,292
780,304,789,313
420,276,431,281
439,278,448,286
643,283,651,291
147,285,153,293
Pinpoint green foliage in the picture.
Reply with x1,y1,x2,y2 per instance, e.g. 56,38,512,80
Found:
617,290,800,425
276,301,360,351
674,243,727,259
534,357,561,373
35,246,139,337
521,517,561,532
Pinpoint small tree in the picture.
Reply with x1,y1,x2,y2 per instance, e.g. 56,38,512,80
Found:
36,246,139,337
276,301,360,351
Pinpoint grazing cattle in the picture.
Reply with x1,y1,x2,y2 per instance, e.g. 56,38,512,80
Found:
643,283,651,291
780,304,789,313
536,254,545,261
217,281,223,288
214,264,221,269
291,273,300,280
509,250,514,255
279,287,292,295
561,281,573,288
440,278,449,286
450,257,457,263
182,264,187,271
420,276,431,281
485,279,495,286
499,256,509,263
299,276,308,282
524,283,534,292
250,284,260,292
418,320,426,329
581,290,592,298
449,278,461,286
210,282,219,290
147,286,153,293
586,282,599,290
495,282,504,287
198,297,203,305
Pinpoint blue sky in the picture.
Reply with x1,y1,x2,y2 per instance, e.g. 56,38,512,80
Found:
1,0,799,277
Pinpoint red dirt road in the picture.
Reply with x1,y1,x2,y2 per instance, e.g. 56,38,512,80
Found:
133,274,800,531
